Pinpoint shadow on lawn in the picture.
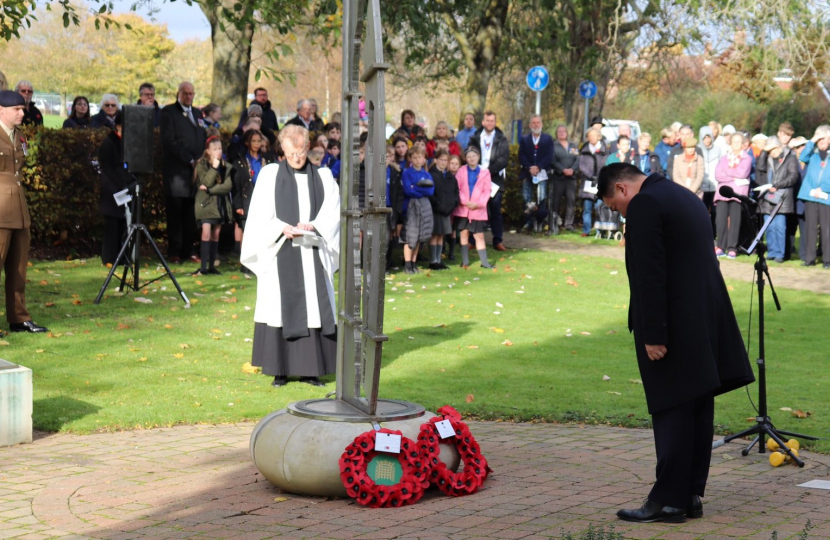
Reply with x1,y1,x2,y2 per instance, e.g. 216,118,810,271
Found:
33,396,101,431
381,321,475,367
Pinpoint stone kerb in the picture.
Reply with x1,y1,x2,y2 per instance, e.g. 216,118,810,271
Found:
0,358,33,446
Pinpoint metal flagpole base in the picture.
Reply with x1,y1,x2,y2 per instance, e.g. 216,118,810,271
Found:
250,399,459,497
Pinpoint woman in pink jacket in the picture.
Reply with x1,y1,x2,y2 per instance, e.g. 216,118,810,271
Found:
453,147,494,269
714,133,752,259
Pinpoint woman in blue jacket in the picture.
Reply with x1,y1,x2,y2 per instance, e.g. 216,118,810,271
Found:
796,126,830,268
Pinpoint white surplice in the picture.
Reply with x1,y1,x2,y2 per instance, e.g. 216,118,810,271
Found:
240,164,341,328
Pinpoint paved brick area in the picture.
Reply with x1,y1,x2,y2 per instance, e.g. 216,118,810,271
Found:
1,422,829,540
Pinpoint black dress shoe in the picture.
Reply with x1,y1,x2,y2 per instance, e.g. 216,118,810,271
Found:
271,376,287,387
802,261,816,267
10,321,49,333
300,377,325,387
206,268,222,275
687,495,703,519
617,499,686,523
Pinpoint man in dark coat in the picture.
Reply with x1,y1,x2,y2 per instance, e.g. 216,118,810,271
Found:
598,163,755,524
16,81,43,127
284,99,316,130
160,81,207,263
468,110,510,251
518,114,554,207
137,82,161,128
237,88,279,132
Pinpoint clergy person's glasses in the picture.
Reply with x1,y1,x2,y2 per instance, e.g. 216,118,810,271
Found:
286,151,307,159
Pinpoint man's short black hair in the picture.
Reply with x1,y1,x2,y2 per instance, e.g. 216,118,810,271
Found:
597,163,644,199
617,134,629,143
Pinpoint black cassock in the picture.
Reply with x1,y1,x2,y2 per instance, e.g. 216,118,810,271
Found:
625,173,755,508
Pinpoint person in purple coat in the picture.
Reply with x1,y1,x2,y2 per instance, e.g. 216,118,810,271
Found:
713,133,752,259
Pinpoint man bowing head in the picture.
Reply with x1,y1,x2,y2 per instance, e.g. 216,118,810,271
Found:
598,163,754,523
241,125,341,388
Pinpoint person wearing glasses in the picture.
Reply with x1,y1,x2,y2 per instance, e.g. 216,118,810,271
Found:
91,95,121,130
241,124,341,388
136,82,161,128
15,81,43,127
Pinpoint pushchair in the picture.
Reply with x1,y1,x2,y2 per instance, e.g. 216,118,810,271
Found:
521,179,551,233
594,200,623,241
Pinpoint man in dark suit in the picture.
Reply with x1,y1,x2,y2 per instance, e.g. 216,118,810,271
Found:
0,91,48,334
518,114,554,207
598,163,755,524
468,110,510,251
160,81,206,263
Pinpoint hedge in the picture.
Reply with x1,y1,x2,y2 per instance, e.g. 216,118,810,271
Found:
19,126,530,257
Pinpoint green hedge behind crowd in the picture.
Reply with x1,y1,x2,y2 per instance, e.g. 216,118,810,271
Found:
19,125,527,257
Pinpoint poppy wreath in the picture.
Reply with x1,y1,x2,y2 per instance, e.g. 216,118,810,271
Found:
418,405,492,497
339,428,429,508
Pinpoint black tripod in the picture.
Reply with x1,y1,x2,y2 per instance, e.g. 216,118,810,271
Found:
712,197,817,465
94,178,189,305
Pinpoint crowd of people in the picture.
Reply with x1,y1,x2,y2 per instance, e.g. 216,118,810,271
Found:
4,69,829,272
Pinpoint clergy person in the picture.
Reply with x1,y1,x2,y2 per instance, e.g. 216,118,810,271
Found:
240,125,341,387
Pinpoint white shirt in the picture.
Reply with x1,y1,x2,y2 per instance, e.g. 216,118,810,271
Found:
480,130,495,169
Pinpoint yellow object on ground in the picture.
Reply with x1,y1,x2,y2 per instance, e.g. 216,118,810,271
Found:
769,452,785,467
766,438,780,451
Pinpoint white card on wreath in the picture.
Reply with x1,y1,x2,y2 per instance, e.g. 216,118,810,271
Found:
375,433,402,453
435,419,455,439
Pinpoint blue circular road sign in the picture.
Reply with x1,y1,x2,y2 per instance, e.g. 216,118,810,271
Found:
526,66,549,92
579,80,597,99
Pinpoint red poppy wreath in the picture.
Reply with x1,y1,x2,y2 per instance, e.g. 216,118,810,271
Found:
418,405,492,497
339,428,429,508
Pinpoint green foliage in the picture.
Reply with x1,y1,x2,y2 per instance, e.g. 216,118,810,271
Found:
561,524,625,540
764,94,830,137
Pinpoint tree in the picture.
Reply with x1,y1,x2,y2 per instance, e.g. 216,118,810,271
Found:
1,0,340,122
381,0,511,127
0,9,174,115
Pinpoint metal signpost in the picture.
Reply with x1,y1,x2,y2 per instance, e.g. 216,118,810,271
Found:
526,66,549,115
579,80,597,136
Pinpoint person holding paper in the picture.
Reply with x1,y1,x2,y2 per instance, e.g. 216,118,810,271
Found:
578,128,609,236
98,110,132,266
518,115,554,207
240,125,341,388
755,135,799,263
598,163,754,524
714,133,752,259
796,125,830,268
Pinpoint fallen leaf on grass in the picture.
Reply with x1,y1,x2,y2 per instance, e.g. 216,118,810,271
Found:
580,331,591,335
602,375,611,381
791,409,812,418
492,328,505,333
467,345,479,349
117,323,130,331
629,379,643,384
241,362,261,374
138,357,147,362
72,299,83,305
566,277,579,287
559,258,568,263
39,280,48,286
174,353,184,359
134,297,153,304
502,340,513,346
433,323,446,328
35,349,45,353
45,302,55,307
779,407,792,412
607,391,621,395
0,340,8,346
606,330,617,334
179,344,190,349
495,302,504,308
466,394,475,403
163,324,173,329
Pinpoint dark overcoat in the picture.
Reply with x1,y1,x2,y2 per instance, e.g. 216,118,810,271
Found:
160,102,206,198
625,173,755,414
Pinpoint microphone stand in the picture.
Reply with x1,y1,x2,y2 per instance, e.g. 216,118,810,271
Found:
711,192,817,465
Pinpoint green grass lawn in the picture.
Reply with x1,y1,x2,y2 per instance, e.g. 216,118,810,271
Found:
3,249,829,452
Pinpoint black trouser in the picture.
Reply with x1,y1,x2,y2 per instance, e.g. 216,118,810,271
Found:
487,189,504,247
702,191,716,238
649,393,715,509
101,216,127,265
803,201,830,264
715,201,742,252
166,196,196,259
550,179,577,228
